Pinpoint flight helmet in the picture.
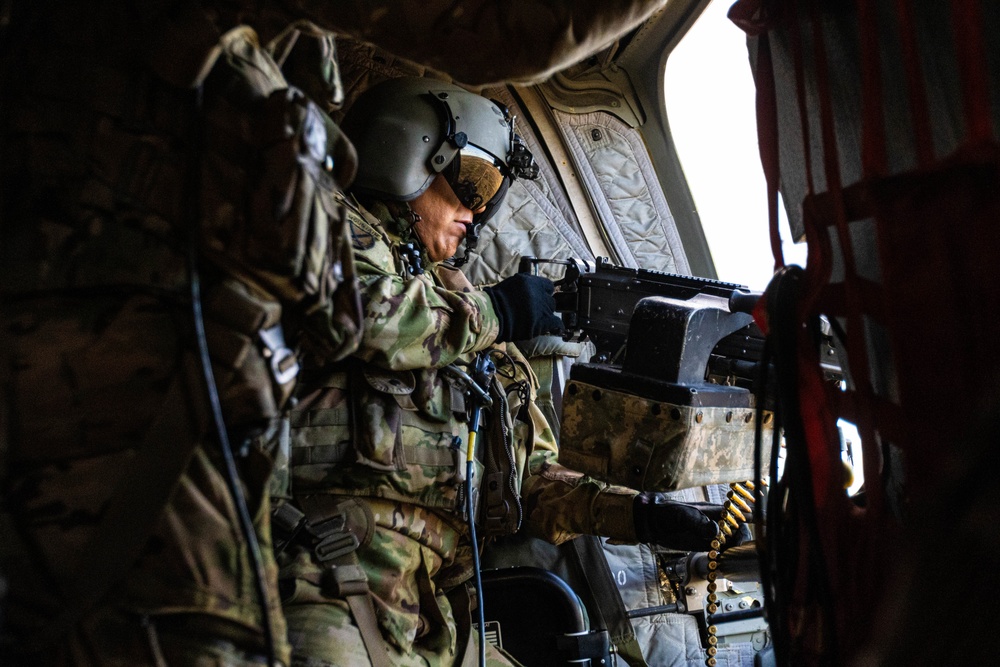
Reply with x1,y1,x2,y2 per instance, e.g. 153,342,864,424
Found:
341,77,539,263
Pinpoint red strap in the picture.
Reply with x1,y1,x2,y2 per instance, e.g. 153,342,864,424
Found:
857,0,887,177
757,33,785,271
729,1,785,271
894,0,935,166
951,0,993,143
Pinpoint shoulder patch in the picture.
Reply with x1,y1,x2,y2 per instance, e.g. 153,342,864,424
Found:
347,210,379,251
350,219,376,251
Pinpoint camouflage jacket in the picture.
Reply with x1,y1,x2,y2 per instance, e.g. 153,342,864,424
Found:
288,198,638,541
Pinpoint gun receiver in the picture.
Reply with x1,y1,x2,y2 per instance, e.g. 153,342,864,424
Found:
519,256,764,391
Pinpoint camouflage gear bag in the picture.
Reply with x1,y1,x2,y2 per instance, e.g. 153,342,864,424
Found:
0,5,362,663
559,378,774,492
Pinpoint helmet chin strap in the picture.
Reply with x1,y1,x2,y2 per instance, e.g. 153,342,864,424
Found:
450,222,480,267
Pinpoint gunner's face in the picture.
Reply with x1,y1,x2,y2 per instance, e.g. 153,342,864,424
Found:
409,174,485,262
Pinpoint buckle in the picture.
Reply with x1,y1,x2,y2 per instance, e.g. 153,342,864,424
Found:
320,563,369,598
308,511,360,563
271,502,308,554
314,531,360,563
259,323,299,386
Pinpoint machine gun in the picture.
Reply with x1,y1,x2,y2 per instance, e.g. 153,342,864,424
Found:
519,256,767,386
520,256,842,492
519,256,779,493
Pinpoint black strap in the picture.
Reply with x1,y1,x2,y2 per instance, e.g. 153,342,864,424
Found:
296,495,392,667
22,355,206,651
569,536,649,667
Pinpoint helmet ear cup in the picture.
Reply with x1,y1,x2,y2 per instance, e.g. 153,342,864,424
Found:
341,78,453,201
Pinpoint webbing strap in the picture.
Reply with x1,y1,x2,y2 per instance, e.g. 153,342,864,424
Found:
950,0,993,144
569,536,648,667
340,563,392,667
728,1,785,270
291,440,455,468
447,582,479,667
296,495,391,667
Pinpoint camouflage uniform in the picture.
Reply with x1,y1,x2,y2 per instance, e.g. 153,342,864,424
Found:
0,5,361,665
279,198,640,666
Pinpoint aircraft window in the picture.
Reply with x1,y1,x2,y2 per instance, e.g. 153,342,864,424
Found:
839,419,865,496
665,0,806,291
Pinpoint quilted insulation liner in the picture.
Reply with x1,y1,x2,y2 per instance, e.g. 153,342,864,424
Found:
552,108,691,275
461,86,594,286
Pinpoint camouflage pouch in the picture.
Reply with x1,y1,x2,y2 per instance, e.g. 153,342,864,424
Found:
244,85,356,283
202,278,299,430
200,27,361,366
479,375,523,537
351,367,411,472
267,20,345,114
559,377,774,492
353,367,467,472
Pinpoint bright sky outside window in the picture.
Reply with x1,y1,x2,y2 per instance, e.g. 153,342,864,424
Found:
665,0,806,291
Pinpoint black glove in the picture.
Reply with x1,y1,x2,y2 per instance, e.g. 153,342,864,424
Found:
681,500,753,551
483,273,565,343
632,494,721,552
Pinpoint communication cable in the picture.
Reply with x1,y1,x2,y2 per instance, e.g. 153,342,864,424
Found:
463,352,496,667
185,84,277,666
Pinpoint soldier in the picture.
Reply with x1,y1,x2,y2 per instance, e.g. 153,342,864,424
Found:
275,77,725,667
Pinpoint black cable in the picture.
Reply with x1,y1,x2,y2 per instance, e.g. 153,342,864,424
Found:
767,265,840,665
185,85,277,666
463,352,492,667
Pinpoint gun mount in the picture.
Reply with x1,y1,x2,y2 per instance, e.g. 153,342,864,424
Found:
520,256,776,492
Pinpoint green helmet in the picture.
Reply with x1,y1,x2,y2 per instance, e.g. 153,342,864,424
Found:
341,77,538,259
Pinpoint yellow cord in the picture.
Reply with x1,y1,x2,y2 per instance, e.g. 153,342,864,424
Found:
467,430,478,463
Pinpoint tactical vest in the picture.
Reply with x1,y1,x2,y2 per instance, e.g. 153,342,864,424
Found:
287,200,525,533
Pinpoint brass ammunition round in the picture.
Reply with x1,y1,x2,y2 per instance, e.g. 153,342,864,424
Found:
731,494,753,513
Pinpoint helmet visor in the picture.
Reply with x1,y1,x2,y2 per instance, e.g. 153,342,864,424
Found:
445,145,508,212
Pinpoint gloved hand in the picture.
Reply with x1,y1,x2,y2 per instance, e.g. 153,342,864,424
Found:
632,494,723,552
681,500,753,551
483,273,565,343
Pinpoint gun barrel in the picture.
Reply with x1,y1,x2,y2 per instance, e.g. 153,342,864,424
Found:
728,290,763,314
